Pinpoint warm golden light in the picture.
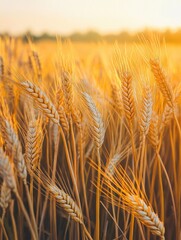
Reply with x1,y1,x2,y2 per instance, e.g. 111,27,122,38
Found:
0,0,181,34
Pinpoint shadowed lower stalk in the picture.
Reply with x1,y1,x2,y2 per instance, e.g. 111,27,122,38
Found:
79,129,91,232
70,118,78,182
51,125,61,240
15,191,37,240
173,113,181,238
10,201,18,240
24,183,38,239
95,148,101,240
59,125,81,208
0,218,8,240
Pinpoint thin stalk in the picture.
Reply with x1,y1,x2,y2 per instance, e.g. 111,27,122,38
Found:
38,193,49,238
15,191,37,240
0,218,8,240
82,223,93,240
25,183,38,239
138,135,146,185
156,151,176,225
79,129,91,232
95,148,101,240
70,119,77,181
59,125,81,208
10,201,18,240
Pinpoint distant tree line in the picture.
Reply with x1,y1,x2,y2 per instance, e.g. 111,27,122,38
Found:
1,29,181,43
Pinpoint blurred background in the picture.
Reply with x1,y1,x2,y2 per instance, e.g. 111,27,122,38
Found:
0,0,181,42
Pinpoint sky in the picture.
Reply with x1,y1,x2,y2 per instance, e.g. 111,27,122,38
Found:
0,0,181,35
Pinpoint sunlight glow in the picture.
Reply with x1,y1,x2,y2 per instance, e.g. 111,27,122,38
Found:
0,0,181,34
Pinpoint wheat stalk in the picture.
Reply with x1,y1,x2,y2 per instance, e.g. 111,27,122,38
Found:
96,162,165,240
34,172,92,239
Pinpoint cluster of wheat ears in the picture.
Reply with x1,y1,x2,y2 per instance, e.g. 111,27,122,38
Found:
0,36,180,240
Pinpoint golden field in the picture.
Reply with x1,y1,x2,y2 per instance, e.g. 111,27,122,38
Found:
0,36,180,240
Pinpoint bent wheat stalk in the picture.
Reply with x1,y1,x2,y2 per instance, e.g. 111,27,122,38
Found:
34,171,93,240
82,92,105,240
91,160,165,240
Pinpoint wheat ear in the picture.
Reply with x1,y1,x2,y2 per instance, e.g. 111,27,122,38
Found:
111,83,123,113
107,153,122,176
1,118,27,182
128,195,165,239
150,59,174,108
121,71,135,122
61,71,73,116
82,92,105,149
0,148,17,191
139,86,153,136
32,50,42,81
148,113,159,149
25,118,43,170
19,80,59,124
160,104,174,132
0,181,11,215
35,173,92,240
56,87,69,132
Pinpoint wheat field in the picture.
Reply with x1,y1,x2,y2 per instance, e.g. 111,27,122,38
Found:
0,36,180,240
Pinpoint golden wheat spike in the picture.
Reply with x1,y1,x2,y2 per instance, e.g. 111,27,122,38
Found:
61,71,73,116
48,183,83,223
55,87,69,132
139,86,153,136
82,92,105,149
25,118,43,170
150,59,174,108
148,113,160,149
19,80,59,124
0,148,17,191
32,50,42,80
0,181,11,212
1,118,27,182
121,71,135,121
128,195,165,239
107,153,122,176
111,83,123,113
160,103,174,132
